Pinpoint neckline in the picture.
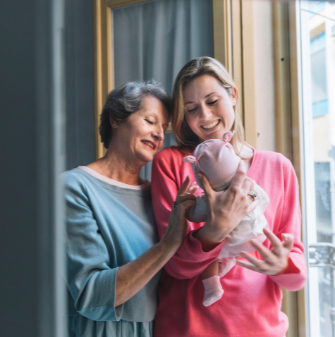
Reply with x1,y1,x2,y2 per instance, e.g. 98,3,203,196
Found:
78,166,150,190
246,148,257,178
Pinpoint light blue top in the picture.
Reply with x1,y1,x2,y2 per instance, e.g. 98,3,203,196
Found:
62,167,161,337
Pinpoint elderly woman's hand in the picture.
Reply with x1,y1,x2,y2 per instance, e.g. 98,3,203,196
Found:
194,161,259,251
161,176,196,249
236,228,294,275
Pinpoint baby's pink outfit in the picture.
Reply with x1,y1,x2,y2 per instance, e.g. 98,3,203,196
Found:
183,131,269,306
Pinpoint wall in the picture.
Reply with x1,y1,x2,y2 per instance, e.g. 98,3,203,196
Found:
65,0,95,170
253,0,276,152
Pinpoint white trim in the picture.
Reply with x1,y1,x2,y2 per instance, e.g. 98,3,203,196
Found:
78,166,150,190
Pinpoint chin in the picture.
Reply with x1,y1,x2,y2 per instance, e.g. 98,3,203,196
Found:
138,153,154,164
200,130,225,141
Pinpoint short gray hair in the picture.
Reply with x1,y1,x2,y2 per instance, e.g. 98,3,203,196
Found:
99,80,172,149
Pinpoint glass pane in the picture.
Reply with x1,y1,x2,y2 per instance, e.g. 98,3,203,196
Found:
299,1,335,336
112,0,214,180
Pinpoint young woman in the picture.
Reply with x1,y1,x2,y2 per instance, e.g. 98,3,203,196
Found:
151,57,307,337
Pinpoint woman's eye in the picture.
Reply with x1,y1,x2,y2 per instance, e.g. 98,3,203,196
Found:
187,107,197,114
208,99,218,105
145,119,154,125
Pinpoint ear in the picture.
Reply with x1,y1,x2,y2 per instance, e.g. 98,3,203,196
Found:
109,115,118,128
223,130,235,143
230,87,237,107
183,155,197,164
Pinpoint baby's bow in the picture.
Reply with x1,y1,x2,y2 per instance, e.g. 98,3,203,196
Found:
223,130,235,143
183,155,197,163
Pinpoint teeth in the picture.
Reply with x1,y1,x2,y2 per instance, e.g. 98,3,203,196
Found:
142,140,154,149
201,120,220,130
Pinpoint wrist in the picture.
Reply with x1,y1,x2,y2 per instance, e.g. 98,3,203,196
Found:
276,257,291,275
193,224,225,252
198,222,227,243
159,235,180,254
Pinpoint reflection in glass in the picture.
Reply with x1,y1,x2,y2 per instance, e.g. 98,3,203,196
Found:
301,1,335,336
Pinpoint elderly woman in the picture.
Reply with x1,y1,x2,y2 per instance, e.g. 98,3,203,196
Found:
151,57,307,337
62,81,196,337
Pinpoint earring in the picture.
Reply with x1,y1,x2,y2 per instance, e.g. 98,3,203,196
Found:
112,124,117,128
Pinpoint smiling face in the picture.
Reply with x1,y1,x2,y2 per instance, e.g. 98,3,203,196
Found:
182,74,237,142
111,95,169,167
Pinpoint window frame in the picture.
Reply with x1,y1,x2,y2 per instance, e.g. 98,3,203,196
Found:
93,0,307,335
273,1,309,336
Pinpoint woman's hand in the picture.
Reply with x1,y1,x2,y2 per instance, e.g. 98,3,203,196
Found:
161,176,196,249
194,161,259,249
236,228,294,275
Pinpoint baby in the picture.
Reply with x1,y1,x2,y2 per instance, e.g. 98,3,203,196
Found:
183,131,269,307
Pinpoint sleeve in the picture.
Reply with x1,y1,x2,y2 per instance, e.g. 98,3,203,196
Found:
63,173,124,322
151,149,224,280
269,158,308,291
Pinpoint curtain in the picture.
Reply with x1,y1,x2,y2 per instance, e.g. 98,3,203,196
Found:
113,0,214,180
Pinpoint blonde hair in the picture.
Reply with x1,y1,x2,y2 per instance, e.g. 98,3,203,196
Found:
172,56,249,156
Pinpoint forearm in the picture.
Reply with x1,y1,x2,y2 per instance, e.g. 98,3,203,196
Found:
115,240,177,307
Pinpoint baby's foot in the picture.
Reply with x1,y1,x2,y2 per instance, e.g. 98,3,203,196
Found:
202,276,224,307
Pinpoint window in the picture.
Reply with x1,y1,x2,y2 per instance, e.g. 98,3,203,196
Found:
310,31,328,118
299,1,335,336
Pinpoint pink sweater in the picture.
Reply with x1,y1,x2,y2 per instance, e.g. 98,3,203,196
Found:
151,147,307,337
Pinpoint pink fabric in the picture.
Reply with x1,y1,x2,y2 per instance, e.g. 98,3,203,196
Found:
151,147,307,337
182,131,241,190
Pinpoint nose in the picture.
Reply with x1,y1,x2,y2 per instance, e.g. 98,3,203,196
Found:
199,104,212,119
152,125,164,142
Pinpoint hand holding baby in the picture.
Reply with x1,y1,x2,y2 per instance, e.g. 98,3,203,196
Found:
195,161,259,246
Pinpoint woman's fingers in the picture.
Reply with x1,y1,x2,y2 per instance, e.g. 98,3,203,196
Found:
239,252,264,268
177,194,196,205
196,173,213,201
179,199,196,210
177,175,191,196
246,199,259,214
230,161,246,188
247,180,257,197
186,182,199,195
236,259,261,272
241,177,253,195
251,239,273,261
263,228,282,249
281,233,294,251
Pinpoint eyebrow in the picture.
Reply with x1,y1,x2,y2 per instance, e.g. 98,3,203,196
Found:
184,92,218,105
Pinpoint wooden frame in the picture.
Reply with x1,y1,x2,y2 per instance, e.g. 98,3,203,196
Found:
213,0,232,74
273,2,306,336
214,0,258,148
212,0,258,149
240,0,258,148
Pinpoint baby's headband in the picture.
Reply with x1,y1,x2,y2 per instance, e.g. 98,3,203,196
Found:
223,130,234,143
183,131,235,164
